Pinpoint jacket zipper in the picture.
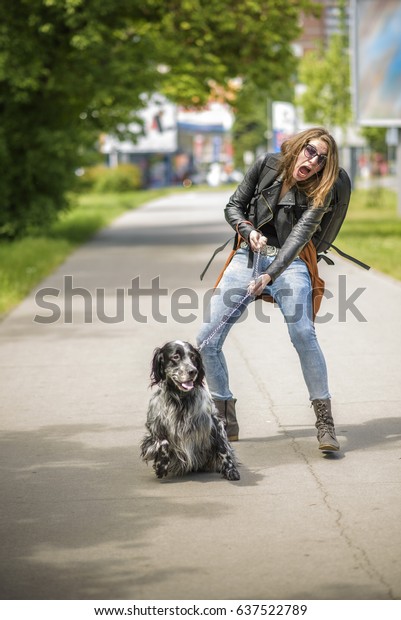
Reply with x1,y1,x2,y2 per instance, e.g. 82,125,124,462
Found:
257,193,274,230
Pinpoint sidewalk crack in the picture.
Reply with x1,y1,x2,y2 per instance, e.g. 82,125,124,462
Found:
233,335,395,599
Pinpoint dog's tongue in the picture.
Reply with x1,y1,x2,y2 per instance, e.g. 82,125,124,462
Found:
181,381,194,391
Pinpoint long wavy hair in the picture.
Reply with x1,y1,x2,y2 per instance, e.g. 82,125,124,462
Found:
278,127,339,207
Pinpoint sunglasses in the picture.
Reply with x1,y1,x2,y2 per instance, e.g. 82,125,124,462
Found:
304,144,327,168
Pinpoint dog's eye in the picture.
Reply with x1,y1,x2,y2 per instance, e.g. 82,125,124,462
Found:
171,353,181,362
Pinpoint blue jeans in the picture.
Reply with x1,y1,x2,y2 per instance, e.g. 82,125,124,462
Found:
197,248,330,401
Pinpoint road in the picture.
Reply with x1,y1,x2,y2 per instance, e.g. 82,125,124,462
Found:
0,189,400,601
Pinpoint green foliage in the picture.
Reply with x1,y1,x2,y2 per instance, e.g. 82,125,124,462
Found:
0,187,174,316
156,0,318,105
360,127,388,154
76,165,109,192
78,164,143,193
336,188,401,280
0,236,73,315
296,0,351,132
0,0,317,238
231,83,269,169
232,80,294,169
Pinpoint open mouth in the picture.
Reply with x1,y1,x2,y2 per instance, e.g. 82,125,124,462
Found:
173,379,195,392
298,164,312,178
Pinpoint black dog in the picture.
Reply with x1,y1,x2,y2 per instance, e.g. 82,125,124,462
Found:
140,341,240,481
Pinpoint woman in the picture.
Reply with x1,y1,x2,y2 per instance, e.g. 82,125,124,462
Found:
197,127,342,452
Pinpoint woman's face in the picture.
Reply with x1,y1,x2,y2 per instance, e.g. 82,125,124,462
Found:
292,138,328,182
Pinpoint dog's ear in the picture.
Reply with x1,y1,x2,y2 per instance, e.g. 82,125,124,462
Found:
150,347,165,386
193,347,205,386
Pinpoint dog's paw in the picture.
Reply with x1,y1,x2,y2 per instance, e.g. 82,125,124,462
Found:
154,463,168,478
224,467,240,481
154,454,169,478
152,440,170,479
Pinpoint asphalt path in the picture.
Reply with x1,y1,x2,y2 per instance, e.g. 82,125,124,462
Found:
1,189,401,601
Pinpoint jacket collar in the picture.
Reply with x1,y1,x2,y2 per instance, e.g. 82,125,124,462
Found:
262,155,310,208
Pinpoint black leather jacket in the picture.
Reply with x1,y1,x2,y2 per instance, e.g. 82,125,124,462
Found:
225,153,332,283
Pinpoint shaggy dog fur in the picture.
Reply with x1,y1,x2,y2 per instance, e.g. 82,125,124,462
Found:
140,341,240,481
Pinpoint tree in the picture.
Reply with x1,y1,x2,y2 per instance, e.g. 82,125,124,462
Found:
296,0,351,133
231,80,294,170
232,85,269,170
0,0,317,237
360,127,387,155
153,0,318,105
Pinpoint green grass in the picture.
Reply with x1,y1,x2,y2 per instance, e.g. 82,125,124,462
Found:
0,185,400,318
0,189,173,317
336,187,401,280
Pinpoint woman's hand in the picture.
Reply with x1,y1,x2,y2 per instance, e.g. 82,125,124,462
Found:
249,230,267,252
247,273,271,297
247,231,271,295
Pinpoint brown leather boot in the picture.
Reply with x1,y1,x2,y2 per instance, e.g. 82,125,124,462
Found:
312,398,340,452
213,398,239,441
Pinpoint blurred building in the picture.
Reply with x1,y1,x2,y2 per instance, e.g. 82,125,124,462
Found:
296,0,350,56
101,3,357,187
101,94,234,188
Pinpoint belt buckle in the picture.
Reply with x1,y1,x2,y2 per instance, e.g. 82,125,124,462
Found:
240,241,277,256
264,245,277,256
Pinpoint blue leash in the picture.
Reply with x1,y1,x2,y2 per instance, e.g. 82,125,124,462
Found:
198,251,262,352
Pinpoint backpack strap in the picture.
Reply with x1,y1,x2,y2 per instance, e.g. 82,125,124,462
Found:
318,242,371,270
213,235,243,288
199,236,234,281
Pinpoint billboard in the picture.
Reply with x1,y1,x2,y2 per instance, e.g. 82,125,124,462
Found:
352,0,401,126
